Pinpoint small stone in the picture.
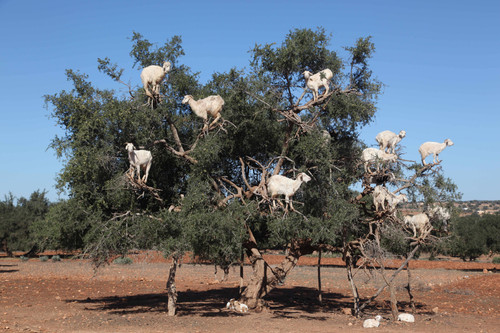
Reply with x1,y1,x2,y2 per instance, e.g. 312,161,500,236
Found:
342,307,352,315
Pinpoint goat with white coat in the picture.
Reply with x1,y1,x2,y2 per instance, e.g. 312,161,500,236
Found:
375,130,406,154
182,95,224,131
226,298,249,313
361,148,398,173
427,205,451,232
267,172,311,211
125,143,152,184
398,313,415,323
303,69,333,101
373,185,408,212
140,61,171,104
363,315,382,328
418,139,454,165
404,213,431,237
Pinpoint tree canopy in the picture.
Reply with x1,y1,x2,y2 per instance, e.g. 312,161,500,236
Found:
40,27,460,315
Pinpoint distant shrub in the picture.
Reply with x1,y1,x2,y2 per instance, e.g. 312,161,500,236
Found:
19,256,28,262
40,256,49,262
493,257,500,264
113,256,133,265
51,255,61,262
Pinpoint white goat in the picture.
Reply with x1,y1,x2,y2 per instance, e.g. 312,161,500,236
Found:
373,185,392,211
303,69,333,101
375,130,406,154
226,298,249,313
361,148,398,172
418,139,454,165
125,142,152,184
427,205,451,232
388,193,408,211
397,313,415,323
140,61,171,103
363,315,382,328
182,95,224,131
404,213,431,237
373,186,408,212
267,172,311,211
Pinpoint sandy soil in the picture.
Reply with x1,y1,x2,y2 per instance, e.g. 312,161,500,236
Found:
0,253,498,332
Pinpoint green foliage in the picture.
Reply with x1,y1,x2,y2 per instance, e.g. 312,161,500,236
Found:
42,27,394,268
447,214,500,261
51,255,61,262
0,190,50,252
492,256,500,264
40,256,49,262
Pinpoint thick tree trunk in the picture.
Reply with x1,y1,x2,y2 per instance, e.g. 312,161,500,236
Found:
166,256,179,316
239,236,314,310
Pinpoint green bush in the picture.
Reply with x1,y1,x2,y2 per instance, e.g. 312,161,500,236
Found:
19,255,28,262
51,255,61,262
448,214,500,261
492,257,500,264
40,255,49,262
113,256,133,265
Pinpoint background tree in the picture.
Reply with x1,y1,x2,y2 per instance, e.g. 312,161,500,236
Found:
0,190,50,255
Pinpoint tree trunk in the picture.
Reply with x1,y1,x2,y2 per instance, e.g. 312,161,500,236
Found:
405,262,416,313
317,249,322,304
239,236,314,310
1,238,13,257
359,244,420,313
166,256,179,316
345,254,360,316
388,280,399,320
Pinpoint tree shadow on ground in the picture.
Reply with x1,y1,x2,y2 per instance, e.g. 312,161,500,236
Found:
68,285,432,318
0,264,19,273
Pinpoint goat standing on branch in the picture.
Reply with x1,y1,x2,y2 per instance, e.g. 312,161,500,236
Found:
418,139,454,165
267,172,311,212
140,61,171,107
302,69,333,101
125,142,152,184
375,130,406,154
182,95,224,132
361,148,398,173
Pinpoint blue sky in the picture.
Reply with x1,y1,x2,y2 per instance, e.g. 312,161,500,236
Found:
1,0,499,202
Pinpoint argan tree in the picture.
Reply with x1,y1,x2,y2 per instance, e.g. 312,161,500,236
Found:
42,28,458,316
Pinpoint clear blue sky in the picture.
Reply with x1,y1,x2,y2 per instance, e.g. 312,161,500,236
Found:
1,0,499,202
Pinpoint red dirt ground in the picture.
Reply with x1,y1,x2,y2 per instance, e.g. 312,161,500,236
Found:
0,253,498,332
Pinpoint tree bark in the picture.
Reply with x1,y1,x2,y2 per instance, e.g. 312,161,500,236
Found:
317,249,322,304
345,254,360,316
405,262,416,313
1,238,13,257
239,235,314,310
166,256,179,316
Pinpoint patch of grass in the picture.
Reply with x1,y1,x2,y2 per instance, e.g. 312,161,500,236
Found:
51,255,61,262
492,256,500,264
40,256,49,262
113,256,133,265
19,256,28,262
